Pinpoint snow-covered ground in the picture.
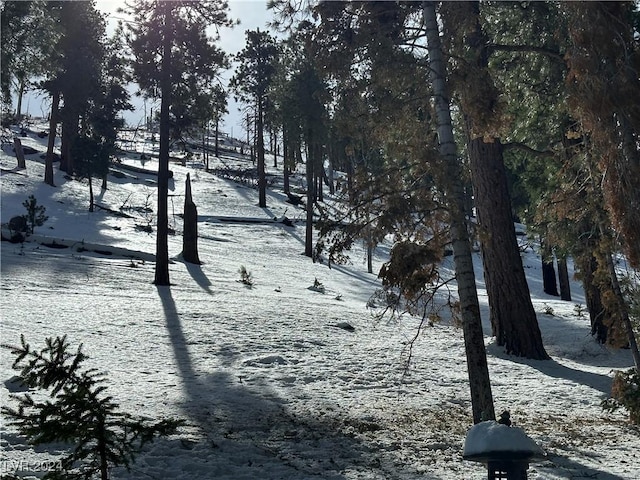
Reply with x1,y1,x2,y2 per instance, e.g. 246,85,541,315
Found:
1,125,638,479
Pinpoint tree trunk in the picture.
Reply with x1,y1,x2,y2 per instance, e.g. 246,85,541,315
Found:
60,111,79,175
97,416,108,480
579,252,608,343
304,138,315,258
154,4,172,286
557,255,572,301
257,99,267,208
601,249,640,372
14,138,26,169
215,117,220,158
541,240,559,296
88,175,94,212
272,128,277,168
15,76,26,120
424,1,495,424
44,91,60,187
182,173,201,264
468,137,549,360
283,130,290,194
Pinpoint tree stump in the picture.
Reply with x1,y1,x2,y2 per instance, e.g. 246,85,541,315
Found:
14,137,26,169
182,173,201,264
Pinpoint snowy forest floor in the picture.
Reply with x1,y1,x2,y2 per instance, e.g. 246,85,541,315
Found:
1,124,638,479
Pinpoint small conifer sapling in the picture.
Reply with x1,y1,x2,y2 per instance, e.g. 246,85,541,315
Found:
22,195,48,235
1,335,182,480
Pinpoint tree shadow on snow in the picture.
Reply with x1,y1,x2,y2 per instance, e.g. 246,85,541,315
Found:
539,453,629,480
155,286,441,479
181,259,213,294
487,343,614,395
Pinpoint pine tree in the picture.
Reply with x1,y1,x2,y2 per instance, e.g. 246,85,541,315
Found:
2,335,181,480
441,1,549,360
230,29,280,208
126,0,234,286
22,194,48,235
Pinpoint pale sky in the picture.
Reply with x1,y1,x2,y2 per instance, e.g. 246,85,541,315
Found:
16,0,276,138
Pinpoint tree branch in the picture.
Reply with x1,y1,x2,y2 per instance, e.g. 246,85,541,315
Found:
489,43,564,62
503,142,555,158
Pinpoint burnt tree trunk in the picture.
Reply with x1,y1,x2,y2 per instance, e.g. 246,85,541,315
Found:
182,173,201,264
541,240,559,296
557,255,572,301
468,137,548,359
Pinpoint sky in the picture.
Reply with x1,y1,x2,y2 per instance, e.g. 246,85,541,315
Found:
14,0,277,140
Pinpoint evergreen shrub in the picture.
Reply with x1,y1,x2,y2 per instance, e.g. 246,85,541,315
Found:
1,335,182,480
602,368,640,424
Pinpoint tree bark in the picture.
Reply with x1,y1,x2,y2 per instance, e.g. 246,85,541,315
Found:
304,137,315,258
424,1,495,424
60,111,79,175
541,240,559,296
154,4,172,286
283,129,290,194
557,255,571,301
44,91,60,187
257,98,267,208
88,174,94,212
182,173,201,264
14,138,26,169
468,138,549,359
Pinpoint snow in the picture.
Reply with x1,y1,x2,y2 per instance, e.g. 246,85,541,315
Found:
1,123,639,479
462,421,545,460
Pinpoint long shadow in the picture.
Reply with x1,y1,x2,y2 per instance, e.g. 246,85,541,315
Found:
182,260,213,294
155,286,433,479
487,344,614,395
541,453,629,480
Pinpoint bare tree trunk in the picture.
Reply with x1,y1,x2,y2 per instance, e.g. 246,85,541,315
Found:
86,173,94,212
304,138,315,258
44,91,60,187
154,4,172,286
579,252,608,343
557,255,572,301
424,1,495,424
602,249,640,372
283,130,290,194
541,240,559,296
468,138,549,360
214,117,220,158
257,99,267,208
15,77,26,120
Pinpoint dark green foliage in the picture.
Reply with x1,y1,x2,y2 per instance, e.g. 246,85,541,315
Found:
22,194,48,235
602,368,640,424
72,136,111,183
2,335,182,480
